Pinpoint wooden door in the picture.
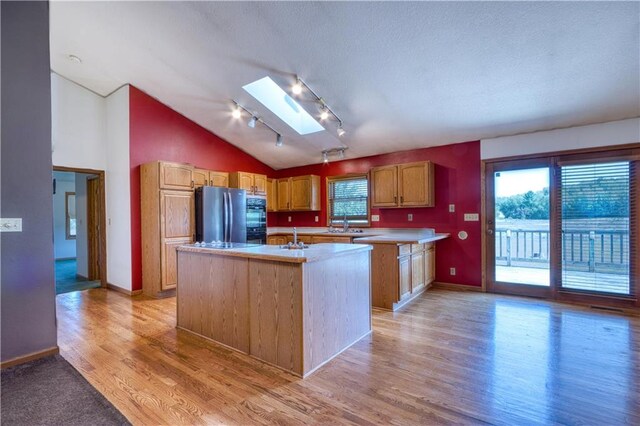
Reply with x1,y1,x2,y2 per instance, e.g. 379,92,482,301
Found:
87,176,101,281
398,255,411,300
425,243,436,285
161,191,193,239
253,174,267,195
162,238,190,290
266,179,278,212
371,166,398,207
277,178,291,211
290,176,311,210
209,171,229,187
411,249,425,293
398,162,433,207
159,162,193,190
193,168,209,188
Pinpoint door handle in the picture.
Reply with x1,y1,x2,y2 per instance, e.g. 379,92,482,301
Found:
487,229,494,235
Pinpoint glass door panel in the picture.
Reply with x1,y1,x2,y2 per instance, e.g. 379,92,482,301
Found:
494,168,551,287
560,162,631,296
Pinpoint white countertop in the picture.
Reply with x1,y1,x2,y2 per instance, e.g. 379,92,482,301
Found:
267,227,439,237
178,243,372,264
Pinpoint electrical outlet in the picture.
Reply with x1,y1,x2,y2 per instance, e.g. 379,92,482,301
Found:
288,216,292,222
450,267,456,276
408,213,413,222
449,204,455,213
315,216,319,222
464,213,479,221
0,218,22,232
371,215,380,222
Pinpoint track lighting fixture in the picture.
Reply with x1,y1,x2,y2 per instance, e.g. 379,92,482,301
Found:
291,77,303,95
291,76,346,137
321,147,348,164
232,101,283,147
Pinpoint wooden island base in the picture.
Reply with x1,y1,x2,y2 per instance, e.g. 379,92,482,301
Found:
177,244,372,377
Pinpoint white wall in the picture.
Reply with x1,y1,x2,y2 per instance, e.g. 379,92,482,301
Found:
51,73,107,170
105,85,132,290
75,174,88,278
52,172,76,259
481,118,640,159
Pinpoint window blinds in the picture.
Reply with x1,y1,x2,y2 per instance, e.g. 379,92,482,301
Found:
560,161,633,296
327,176,369,225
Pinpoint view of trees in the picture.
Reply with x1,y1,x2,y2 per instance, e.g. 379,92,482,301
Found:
497,177,629,220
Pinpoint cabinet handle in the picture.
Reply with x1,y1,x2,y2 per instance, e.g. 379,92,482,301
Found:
394,195,397,203
191,180,194,188
209,179,212,186
400,195,404,203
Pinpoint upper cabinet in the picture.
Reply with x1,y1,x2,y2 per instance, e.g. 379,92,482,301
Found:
229,172,267,196
276,175,320,211
194,168,229,188
370,161,434,208
159,161,194,191
266,178,278,212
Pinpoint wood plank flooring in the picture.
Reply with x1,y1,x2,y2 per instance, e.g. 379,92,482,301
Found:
56,288,640,425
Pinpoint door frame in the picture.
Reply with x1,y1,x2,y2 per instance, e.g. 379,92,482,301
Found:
481,143,640,309
53,166,107,288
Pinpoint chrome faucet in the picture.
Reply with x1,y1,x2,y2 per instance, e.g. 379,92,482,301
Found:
343,214,349,233
293,227,298,245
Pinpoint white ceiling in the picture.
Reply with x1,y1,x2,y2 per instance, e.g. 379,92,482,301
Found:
50,1,640,169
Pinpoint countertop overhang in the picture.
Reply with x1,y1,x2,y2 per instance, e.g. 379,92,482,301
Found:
178,243,373,264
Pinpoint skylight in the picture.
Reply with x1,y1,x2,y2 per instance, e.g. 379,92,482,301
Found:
242,77,324,135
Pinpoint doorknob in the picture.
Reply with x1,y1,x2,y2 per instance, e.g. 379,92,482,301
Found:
487,229,494,235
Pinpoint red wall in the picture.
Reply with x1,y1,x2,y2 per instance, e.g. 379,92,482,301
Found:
274,141,482,287
129,86,275,291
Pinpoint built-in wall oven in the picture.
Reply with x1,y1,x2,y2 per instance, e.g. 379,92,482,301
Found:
246,196,267,244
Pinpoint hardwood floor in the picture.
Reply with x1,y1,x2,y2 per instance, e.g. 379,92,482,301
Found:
56,288,640,425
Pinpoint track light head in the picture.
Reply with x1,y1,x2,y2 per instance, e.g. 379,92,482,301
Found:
291,77,303,95
232,105,242,119
320,106,329,121
248,116,257,128
322,151,329,163
276,134,283,147
337,126,346,137
338,148,345,160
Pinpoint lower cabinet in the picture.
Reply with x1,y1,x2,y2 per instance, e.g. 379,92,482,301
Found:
267,235,287,245
371,242,436,310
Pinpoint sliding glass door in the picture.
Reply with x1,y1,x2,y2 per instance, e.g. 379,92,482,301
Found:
485,147,639,307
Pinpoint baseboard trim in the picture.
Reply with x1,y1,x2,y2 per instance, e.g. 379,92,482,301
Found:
107,283,143,296
432,282,484,292
1,346,59,369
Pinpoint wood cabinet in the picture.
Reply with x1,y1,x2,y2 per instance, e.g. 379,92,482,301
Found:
310,235,352,244
193,169,229,188
370,242,436,310
229,171,267,196
276,175,320,211
267,178,278,212
370,161,434,208
141,161,194,297
267,235,287,245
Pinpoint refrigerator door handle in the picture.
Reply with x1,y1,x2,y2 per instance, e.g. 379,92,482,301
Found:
228,192,234,241
223,192,229,242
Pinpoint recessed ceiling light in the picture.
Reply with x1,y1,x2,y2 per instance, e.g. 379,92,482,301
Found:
243,76,324,135
67,54,82,64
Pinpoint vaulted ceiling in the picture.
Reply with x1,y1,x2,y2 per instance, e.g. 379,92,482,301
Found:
50,1,640,169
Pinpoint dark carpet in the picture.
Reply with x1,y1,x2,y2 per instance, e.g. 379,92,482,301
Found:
55,259,101,295
1,355,130,426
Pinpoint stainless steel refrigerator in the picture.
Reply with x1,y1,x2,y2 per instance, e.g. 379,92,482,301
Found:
195,187,247,243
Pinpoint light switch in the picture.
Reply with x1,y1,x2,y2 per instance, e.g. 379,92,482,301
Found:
1,218,22,232
315,216,319,222
464,213,479,221
371,215,380,222
408,214,413,222
449,204,455,213
288,216,292,222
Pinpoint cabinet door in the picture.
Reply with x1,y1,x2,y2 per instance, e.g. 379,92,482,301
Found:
266,179,278,212
277,178,291,211
159,162,193,191
193,168,209,188
398,255,411,300
371,166,398,207
398,162,434,207
209,171,229,187
253,174,267,195
161,191,193,239
425,244,436,284
233,172,254,192
267,236,282,245
290,176,312,210
161,238,190,290
411,250,425,294
310,235,352,244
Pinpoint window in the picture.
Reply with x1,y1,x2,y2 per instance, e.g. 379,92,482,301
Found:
65,192,76,240
327,175,369,226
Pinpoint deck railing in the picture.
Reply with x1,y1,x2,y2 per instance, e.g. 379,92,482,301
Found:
495,229,629,273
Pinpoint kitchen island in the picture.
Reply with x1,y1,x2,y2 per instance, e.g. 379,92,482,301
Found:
176,243,372,377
